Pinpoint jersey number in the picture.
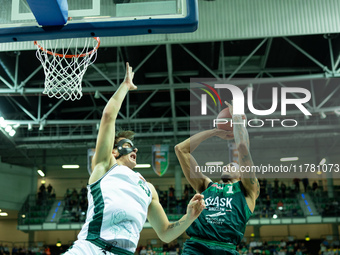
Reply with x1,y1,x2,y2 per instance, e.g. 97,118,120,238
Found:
226,185,233,194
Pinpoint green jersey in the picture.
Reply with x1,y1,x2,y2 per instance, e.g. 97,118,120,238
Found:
186,181,252,245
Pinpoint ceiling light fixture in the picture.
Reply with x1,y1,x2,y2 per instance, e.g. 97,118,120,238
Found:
319,158,326,165
62,165,80,169
205,161,224,165
334,109,340,117
280,157,299,162
320,112,326,119
37,169,45,177
134,164,151,168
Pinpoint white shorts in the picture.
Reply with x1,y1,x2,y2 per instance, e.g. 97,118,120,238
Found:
63,239,133,255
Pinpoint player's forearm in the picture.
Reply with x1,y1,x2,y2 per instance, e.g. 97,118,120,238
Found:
233,115,259,196
103,83,130,118
232,115,249,148
160,214,194,243
176,129,217,154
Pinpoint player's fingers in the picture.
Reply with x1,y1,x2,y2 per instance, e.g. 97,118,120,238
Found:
192,194,204,201
188,200,198,208
200,199,206,209
224,101,231,107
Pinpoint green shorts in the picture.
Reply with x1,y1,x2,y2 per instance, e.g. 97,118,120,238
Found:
182,237,239,255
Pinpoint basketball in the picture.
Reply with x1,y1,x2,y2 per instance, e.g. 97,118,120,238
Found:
216,107,233,131
216,107,246,132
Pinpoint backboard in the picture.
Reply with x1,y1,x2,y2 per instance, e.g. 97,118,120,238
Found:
0,0,198,43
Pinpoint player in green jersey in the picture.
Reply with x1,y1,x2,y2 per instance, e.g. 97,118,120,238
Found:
175,101,260,255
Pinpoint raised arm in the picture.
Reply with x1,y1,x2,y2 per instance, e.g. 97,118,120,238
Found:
175,130,214,193
225,101,259,206
175,129,233,193
147,183,205,243
89,63,136,184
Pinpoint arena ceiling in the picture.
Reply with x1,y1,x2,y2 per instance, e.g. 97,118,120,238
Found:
0,0,340,179
0,34,339,179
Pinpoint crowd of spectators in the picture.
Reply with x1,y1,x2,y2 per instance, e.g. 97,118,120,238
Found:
237,240,310,255
137,240,182,255
61,186,88,223
309,182,340,217
0,243,51,255
136,238,340,255
319,238,340,255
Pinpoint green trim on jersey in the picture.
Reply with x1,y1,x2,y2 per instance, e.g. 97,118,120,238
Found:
87,180,104,240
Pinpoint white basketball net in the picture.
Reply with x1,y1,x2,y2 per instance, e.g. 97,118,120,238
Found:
34,37,100,101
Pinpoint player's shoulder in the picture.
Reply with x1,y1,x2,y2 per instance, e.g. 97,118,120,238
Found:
146,182,158,198
146,182,154,189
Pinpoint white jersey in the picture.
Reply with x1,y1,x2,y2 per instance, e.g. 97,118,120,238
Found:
77,164,152,253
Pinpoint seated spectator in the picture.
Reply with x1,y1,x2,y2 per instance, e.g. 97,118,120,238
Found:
277,200,284,210
261,207,268,218
240,246,248,255
287,243,295,255
280,240,287,248
278,247,287,255
300,243,308,255
12,246,18,255
268,207,275,218
146,245,153,254
323,239,330,249
3,244,10,255
320,243,327,255
250,241,258,249
295,248,302,255
80,186,87,199
248,247,254,255
253,248,262,255
44,246,51,255
0,243,4,254
140,246,147,255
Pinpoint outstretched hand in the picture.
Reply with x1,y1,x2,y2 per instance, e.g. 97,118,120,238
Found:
214,128,234,140
186,194,206,221
224,100,233,116
122,62,137,91
225,100,246,121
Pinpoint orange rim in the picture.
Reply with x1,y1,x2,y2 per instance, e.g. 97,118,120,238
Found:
34,37,101,58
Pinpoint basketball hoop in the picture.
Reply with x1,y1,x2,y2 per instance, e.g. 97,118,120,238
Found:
34,37,100,101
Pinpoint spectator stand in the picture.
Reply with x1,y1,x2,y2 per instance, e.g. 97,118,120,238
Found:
137,239,183,255
0,240,47,255
252,197,303,219
18,194,54,225
310,187,340,217
238,236,319,255
59,187,88,224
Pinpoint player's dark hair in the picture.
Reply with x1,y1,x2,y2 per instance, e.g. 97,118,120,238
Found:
114,130,135,147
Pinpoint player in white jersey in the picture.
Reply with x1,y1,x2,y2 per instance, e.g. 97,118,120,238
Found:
64,63,206,255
